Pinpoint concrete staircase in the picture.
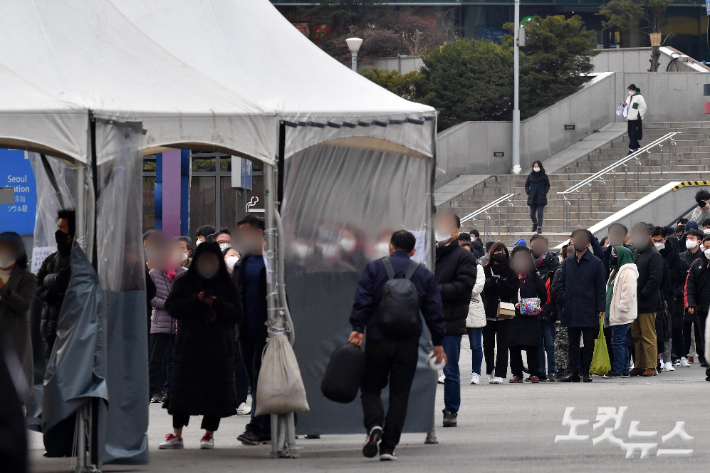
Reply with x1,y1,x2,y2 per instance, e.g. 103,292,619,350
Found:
443,122,710,247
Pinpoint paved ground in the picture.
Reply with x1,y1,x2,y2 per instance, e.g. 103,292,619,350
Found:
29,345,710,473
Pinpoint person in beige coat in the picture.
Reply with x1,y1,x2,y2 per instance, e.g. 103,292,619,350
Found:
465,262,486,384
605,246,638,377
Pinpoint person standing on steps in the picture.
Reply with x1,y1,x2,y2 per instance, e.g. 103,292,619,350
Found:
624,84,647,154
525,160,550,235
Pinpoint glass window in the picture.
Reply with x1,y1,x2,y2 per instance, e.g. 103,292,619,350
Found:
220,157,232,172
143,159,156,172
142,176,155,232
192,158,216,173
190,176,216,238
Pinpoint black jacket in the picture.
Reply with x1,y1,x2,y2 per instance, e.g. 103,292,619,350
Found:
684,253,710,312
36,250,71,345
471,239,485,259
165,268,242,418
435,243,477,335
680,248,702,269
482,263,520,320
659,244,683,300
525,172,550,207
535,251,560,281
232,253,268,337
350,251,446,345
558,250,607,328
509,272,547,347
633,243,665,313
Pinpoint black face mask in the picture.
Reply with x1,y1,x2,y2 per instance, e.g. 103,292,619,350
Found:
492,253,507,264
699,200,707,209
55,229,72,254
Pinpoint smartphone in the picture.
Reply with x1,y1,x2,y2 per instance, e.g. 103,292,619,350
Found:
203,289,215,298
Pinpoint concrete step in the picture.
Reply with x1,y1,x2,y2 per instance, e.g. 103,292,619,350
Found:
645,121,710,129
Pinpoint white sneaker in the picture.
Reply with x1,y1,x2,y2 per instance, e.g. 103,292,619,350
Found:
630,361,634,370
664,362,675,372
490,376,504,384
237,402,251,416
438,374,445,384
159,433,184,449
200,433,214,449
471,373,480,385
659,357,664,366
681,357,691,367
675,359,681,366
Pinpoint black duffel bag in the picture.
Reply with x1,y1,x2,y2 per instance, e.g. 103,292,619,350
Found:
321,343,366,403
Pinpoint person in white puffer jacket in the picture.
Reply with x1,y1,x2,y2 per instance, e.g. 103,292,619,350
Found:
624,84,647,154
605,246,638,378
465,261,486,385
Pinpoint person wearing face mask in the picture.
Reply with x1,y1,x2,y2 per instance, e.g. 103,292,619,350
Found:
602,223,629,279
557,229,607,383
339,226,367,270
232,215,272,445
160,242,242,450
530,235,560,381
434,212,476,428
36,209,75,362
683,234,710,372
214,229,232,252
0,232,37,397
623,84,647,154
525,160,550,234
691,190,710,224
195,225,216,246
222,247,240,275
148,237,187,404
629,223,665,376
175,236,194,268
651,227,683,372
603,246,638,378
482,243,520,385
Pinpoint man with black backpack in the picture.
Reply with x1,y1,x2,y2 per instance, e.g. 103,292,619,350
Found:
434,212,477,428
349,230,446,462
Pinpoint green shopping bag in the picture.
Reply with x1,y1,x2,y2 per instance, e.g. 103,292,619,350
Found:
589,318,611,375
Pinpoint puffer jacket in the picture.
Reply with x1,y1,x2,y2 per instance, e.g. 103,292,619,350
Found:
466,264,486,329
608,264,639,326
150,267,187,334
36,250,71,344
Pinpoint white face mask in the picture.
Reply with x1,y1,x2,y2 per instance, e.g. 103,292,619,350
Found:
654,242,665,250
687,240,698,250
195,240,202,247
180,252,189,263
704,229,710,235
225,256,239,270
374,242,390,258
292,243,312,260
219,242,231,251
435,230,452,243
320,243,338,259
340,238,356,253
0,251,16,269
533,167,540,173
704,249,710,259
628,90,634,96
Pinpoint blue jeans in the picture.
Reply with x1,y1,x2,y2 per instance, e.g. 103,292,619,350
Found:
538,322,556,376
442,335,461,413
611,323,632,375
466,328,483,375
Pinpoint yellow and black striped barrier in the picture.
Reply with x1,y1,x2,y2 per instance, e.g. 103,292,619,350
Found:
672,181,710,191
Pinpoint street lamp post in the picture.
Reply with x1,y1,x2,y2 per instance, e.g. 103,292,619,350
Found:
512,0,521,174
346,37,363,72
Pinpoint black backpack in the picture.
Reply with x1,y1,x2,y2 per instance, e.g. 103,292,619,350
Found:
376,257,421,337
321,343,366,403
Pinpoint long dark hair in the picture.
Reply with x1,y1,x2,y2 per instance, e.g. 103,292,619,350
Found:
0,232,28,269
174,241,234,295
483,242,510,269
531,160,546,175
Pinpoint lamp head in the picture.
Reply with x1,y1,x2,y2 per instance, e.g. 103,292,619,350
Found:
346,37,363,53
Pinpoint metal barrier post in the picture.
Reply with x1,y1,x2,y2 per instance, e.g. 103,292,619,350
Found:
670,140,678,172
506,200,514,233
563,197,571,232
497,205,502,238
612,171,617,206
599,179,607,212
634,159,641,192
647,149,652,184
588,183,593,217
576,190,581,227
659,144,664,175
484,214,491,241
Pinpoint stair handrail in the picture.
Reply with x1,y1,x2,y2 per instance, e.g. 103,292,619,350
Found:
460,193,517,225
557,132,681,196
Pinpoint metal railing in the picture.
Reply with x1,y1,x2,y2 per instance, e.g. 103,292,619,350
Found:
460,193,517,240
557,132,681,232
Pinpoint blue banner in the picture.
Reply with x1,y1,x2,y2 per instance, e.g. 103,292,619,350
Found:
0,149,37,234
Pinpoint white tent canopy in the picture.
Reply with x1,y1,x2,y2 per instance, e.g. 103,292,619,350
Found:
109,0,437,158
0,0,278,164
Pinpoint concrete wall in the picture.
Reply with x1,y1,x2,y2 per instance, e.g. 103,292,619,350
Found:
363,56,423,74
436,71,710,187
592,47,710,74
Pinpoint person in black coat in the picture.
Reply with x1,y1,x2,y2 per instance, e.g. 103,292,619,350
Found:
558,229,607,383
630,224,665,376
482,243,520,383
525,160,550,234
161,242,242,450
652,226,683,370
434,212,476,428
508,246,548,383
683,235,710,367
530,234,559,380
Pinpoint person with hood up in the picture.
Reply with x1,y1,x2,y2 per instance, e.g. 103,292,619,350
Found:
624,84,647,154
525,160,551,235
603,246,638,378
160,242,242,450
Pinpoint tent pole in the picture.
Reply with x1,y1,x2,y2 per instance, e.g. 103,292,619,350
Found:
425,119,439,446
277,121,285,212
